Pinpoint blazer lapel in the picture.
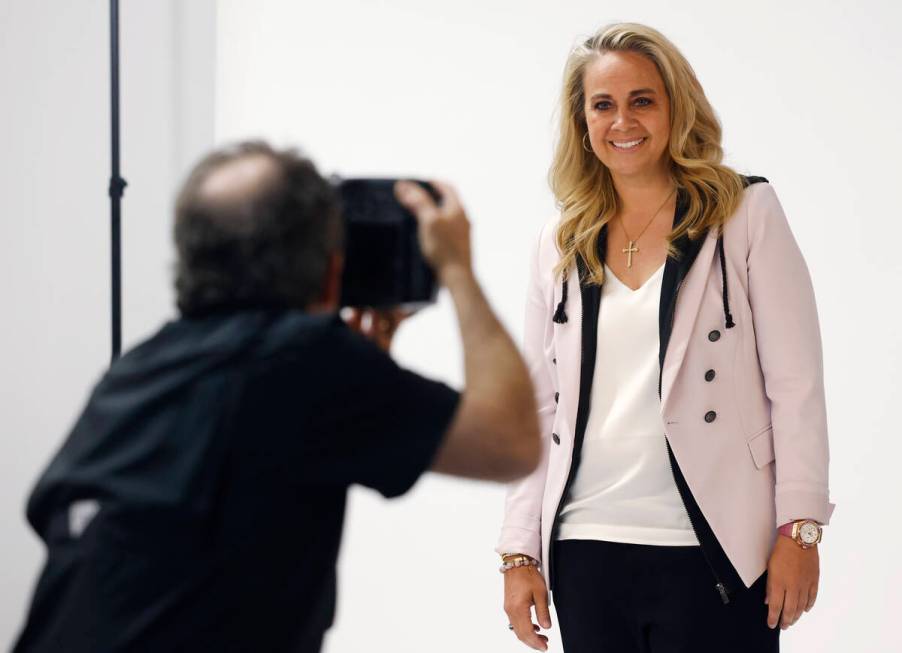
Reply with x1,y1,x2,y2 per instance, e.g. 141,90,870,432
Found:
572,224,606,445
660,230,719,412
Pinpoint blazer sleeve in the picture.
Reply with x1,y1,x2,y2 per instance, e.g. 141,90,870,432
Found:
746,183,836,527
494,222,557,562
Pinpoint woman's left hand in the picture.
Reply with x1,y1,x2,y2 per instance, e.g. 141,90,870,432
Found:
343,307,412,352
764,535,820,630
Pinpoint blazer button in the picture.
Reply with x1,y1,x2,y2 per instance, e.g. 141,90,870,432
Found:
704,369,716,382
554,392,559,404
704,411,717,423
708,330,721,342
552,358,557,365
552,433,561,445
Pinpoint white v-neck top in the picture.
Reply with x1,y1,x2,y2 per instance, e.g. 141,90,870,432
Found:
556,262,699,546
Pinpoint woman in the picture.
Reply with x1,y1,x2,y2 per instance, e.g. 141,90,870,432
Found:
496,23,835,652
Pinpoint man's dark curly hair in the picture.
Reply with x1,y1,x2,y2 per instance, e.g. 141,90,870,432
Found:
173,141,342,317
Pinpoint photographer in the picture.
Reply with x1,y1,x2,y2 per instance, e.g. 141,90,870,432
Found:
14,141,540,652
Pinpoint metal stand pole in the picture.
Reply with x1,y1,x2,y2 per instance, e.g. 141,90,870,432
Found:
108,0,127,362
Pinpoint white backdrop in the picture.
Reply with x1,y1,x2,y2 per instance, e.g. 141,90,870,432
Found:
3,0,902,651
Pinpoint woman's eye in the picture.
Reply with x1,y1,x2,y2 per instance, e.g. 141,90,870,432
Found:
634,97,652,107
594,101,611,111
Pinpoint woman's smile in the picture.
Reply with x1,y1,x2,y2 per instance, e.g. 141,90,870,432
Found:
609,136,647,152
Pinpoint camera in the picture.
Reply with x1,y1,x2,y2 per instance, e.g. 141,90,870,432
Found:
335,178,439,310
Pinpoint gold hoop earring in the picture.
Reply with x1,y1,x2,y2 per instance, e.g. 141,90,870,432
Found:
582,132,593,153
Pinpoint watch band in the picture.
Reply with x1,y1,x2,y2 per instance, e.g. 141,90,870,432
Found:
777,522,795,538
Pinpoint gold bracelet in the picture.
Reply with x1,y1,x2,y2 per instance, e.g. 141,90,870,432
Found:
500,553,535,563
499,556,541,574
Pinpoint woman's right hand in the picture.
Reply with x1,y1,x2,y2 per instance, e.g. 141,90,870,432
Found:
504,565,552,651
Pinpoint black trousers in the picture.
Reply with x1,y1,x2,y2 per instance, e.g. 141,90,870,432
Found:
552,539,779,653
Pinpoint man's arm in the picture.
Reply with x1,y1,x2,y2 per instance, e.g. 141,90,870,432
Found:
395,181,540,482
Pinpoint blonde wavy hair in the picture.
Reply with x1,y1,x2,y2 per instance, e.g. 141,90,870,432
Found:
551,22,746,285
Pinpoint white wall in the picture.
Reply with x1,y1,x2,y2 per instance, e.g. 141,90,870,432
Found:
0,0,216,646
216,1,902,652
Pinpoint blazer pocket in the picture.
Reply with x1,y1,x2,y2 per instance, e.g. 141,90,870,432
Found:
747,424,775,469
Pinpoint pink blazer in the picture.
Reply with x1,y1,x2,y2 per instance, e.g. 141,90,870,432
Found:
496,182,835,589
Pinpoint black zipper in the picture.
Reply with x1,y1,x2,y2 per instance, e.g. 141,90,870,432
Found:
658,274,731,605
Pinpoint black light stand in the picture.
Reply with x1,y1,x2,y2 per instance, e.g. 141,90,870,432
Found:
108,0,127,362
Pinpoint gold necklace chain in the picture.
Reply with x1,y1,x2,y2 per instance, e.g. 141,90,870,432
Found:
617,187,676,268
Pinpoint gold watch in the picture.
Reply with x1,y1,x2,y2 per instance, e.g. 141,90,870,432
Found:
778,519,822,549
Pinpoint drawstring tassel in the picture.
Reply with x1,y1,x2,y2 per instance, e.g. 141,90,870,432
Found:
717,235,735,329
552,277,569,324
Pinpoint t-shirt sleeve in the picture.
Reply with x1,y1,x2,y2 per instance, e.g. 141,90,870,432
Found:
295,321,460,498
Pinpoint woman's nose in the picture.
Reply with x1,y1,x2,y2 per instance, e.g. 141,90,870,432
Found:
611,107,636,130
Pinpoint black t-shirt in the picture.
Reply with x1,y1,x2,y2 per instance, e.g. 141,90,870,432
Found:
14,311,459,652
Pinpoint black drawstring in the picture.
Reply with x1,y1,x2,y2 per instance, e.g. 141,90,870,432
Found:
717,235,735,329
552,233,736,330
552,276,569,324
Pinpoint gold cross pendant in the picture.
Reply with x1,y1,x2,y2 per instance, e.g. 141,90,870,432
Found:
623,241,638,268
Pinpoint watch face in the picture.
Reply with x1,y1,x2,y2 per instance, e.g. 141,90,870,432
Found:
799,522,820,544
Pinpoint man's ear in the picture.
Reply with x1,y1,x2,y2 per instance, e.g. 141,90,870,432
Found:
314,251,344,312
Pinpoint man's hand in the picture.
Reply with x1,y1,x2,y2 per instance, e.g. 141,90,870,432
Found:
765,535,820,630
343,307,411,352
394,180,472,282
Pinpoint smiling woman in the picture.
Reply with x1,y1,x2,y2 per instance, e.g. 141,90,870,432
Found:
497,21,834,653
550,24,749,289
